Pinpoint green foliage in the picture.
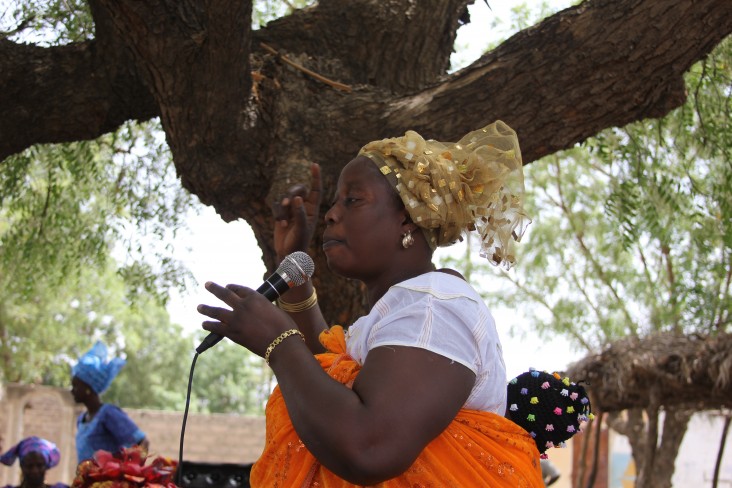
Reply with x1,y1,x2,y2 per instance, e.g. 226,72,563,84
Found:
0,120,195,304
0,141,111,296
0,116,203,410
449,37,732,354
0,258,192,397
0,75,279,415
0,112,280,413
1,0,93,44
189,336,273,415
103,303,194,411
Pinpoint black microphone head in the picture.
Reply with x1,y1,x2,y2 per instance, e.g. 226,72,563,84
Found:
278,251,315,286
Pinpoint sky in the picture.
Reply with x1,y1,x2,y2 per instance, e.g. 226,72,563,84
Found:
166,0,583,380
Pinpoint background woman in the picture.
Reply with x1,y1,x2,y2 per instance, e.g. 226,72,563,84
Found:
70,341,148,463
0,436,68,488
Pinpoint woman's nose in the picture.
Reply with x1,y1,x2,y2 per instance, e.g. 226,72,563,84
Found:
324,204,338,224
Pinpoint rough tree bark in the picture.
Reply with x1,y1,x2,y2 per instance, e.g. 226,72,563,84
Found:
607,408,693,488
1,0,732,325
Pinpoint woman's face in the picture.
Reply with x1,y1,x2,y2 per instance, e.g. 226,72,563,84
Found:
323,156,406,281
20,452,46,486
70,376,91,403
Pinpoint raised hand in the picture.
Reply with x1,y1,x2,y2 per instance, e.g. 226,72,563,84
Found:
272,163,322,260
197,282,297,358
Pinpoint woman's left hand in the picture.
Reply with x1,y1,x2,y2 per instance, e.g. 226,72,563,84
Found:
272,163,322,260
197,282,297,357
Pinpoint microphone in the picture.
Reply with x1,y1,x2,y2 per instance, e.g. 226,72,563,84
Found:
196,251,315,354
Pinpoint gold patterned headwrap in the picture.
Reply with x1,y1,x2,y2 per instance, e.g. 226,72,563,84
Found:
358,120,530,269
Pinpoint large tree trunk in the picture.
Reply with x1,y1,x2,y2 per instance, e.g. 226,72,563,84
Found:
607,407,692,488
1,0,731,324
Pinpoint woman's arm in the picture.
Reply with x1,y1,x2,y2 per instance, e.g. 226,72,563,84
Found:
137,437,150,453
273,281,327,353
269,341,475,485
198,285,475,485
270,163,328,352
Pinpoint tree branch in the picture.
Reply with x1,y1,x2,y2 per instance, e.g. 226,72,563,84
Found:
0,38,158,159
383,0,732,163
552,157,638,334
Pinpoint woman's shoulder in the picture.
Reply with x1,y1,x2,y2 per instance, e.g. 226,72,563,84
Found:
393,270,482,303
434,267,466,280
97,403,128,418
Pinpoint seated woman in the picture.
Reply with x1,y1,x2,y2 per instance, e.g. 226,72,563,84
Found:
198,121,543,486
1,436,68,488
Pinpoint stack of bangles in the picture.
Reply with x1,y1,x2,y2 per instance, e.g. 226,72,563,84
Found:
276,289,318,313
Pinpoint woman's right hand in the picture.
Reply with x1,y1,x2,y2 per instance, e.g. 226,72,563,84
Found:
272,163,322,260
198,282,300,358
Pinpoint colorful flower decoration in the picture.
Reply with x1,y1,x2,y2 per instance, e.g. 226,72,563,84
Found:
72,446,177,488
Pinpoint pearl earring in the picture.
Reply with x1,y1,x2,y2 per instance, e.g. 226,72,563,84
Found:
401,230,414,249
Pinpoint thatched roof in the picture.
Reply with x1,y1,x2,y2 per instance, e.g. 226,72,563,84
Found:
566,331,732,412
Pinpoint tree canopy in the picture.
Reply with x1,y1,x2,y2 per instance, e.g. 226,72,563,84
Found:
2,0,732,324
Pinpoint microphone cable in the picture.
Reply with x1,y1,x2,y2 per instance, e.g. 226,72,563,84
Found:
176,252,314,484
176,351,199,486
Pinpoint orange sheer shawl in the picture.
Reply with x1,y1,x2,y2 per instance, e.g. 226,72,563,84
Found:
250,326,543,487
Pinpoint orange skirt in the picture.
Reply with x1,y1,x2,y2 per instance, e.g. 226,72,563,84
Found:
250,326,543,487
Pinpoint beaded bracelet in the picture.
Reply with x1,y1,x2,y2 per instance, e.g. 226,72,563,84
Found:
264,329,305,365
277,289,318,313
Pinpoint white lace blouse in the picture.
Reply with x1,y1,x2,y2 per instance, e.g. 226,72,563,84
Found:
344,271,507,413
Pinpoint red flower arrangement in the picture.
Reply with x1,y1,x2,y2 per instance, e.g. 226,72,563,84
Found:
72,446,178,488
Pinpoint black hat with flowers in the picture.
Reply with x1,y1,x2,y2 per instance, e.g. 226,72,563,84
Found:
507,369,593,455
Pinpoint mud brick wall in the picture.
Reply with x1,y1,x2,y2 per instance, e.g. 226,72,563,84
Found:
0,383,265,486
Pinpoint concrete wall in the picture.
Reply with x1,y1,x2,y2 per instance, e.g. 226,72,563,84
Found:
0,383,265,486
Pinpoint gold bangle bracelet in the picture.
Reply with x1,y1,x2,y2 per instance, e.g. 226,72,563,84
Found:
264,329,305,365
277,289,318,313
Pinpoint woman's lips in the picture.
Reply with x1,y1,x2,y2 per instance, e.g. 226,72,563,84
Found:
322,238,344,250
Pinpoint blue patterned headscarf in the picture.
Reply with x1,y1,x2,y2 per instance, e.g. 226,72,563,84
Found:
0,436,61,468
72,341,126,394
